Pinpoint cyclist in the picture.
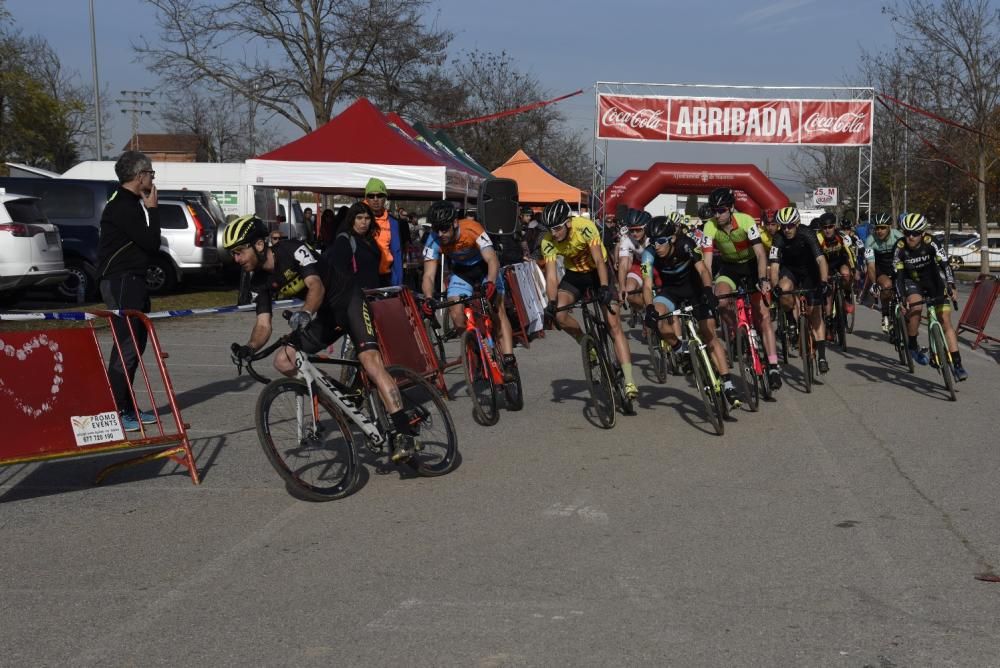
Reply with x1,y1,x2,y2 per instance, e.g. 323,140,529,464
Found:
768,207,831,373
641,217,740,408
701,187,781,390
815,211,858,318
225,215,418,463
541,199,639,400
615,208,653,315
420,200,516,378
864,213,902,332
759,209,779,254
893,213,967,380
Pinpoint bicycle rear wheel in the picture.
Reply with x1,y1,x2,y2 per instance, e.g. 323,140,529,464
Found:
777,307,791,365
256,378,359,501
798,313,813,393
896,308,914,373
581,334,616,429
735,328,760,411
647,331,667,384
929,326,957,402
691,346,724,435
462,331,499,426
834,288,848,352
384,365,459,476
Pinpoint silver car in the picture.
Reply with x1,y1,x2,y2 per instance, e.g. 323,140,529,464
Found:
147,198,221,294
0,190,68,304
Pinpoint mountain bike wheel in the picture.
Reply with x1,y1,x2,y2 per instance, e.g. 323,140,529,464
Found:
777,307,791,365
581,334,616,429
383,365,459,476
798,313,812,393
647,331,667,384
256,378,359,501
462,331,499,426
423,317,447,367
834,288,848,352
691,346,724,435
896,308,914,373
735,328,760,411
929,326,957,402
502,358,524,411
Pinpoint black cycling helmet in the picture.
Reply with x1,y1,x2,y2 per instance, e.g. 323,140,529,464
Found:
623,208,651,230
520,205,534,216
427,200,458,231
542,199,572,229
698,202,714,221
647,216,677,241
707,187,735,210
816,212,838,228
223,215,268,250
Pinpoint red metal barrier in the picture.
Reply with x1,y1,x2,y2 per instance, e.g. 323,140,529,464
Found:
957,274,1000,349
365,286,449,395
0,310,199,485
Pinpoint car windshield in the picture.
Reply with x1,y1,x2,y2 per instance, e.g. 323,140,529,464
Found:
5,199,46,224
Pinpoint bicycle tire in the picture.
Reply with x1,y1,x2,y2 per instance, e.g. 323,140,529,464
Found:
930,325,957,402
423,317,447,367
777,307,791,365
615,364,637,416
897,308,914,373
647,331,667,384
798,313,812,393
382,365,459,476
735,328,760,411
834,287,848,352
691,345,724,435
256,378,359,501
462,331,499,426
581,334,616,429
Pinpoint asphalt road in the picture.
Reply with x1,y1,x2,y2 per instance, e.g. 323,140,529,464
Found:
1,291,999,666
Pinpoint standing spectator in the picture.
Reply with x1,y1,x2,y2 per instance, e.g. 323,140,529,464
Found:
302,207,315,239
318,208,336,247
363,178,403,286
96,150,160,432
331,201,381,291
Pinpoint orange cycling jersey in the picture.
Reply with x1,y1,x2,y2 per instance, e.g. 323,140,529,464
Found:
540,216,607,272
423,218,493,268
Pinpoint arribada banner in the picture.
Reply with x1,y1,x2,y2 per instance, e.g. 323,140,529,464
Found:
597,95,872,146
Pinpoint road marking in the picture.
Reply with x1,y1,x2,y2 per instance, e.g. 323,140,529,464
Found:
542,502,609,523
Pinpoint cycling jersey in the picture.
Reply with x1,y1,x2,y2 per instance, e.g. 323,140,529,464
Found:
759,227,774,253
816,230,856,269
702,212,763,264
641,236,711,319
617,233,649,261
251,240,322,315
893,235,953,284
424,218,503,297
541,216,607,272
768,230,823,279
864,229,903,276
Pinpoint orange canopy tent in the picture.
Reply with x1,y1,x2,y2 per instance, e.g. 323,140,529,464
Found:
491,149,582,206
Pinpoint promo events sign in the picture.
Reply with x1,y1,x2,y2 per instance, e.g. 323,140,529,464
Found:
597,95,873,146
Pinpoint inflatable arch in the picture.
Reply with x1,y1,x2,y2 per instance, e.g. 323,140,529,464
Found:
604,163,789,221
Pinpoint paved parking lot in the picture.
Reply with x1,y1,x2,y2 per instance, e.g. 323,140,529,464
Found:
1,292,999,666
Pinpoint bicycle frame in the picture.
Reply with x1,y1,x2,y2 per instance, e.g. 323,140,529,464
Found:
436,292,506,386
662,306,722,393
720,290,765,375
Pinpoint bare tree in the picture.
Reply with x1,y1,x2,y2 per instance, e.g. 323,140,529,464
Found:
137,0,451,135
884,0,1000,272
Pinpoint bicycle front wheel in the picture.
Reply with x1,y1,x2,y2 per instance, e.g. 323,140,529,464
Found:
735,328,760,411
798,313,813,393
462,331,499,426
834,288,848,352
256,379,359,501
423,317,447,367
929,325,957,402
581,334,616,429
647,330,667,384
690,345,724,435
382,365,459,476
896,308,914,373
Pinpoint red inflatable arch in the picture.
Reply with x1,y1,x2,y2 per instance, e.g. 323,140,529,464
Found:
604,163,789,221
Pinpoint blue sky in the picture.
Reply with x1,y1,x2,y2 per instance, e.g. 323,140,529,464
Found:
6,0,899,193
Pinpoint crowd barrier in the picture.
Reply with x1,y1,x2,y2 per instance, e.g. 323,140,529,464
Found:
505,261,548,345
0,310,199,486
957,273,1000,349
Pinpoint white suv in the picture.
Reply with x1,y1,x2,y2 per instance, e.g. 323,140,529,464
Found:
0,189,68,304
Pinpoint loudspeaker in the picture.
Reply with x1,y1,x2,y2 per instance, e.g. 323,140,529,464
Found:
478,177,519,236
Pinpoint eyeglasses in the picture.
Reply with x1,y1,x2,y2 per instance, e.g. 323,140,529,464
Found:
653,236,672,246
270,235,283,243
628,227,646,234
780,222,798,229
905,230,924,237
874,225,890,230
713,207,730,214
549,222,568,232
822,224,838,230
367,193,387,200
141,170,156,177
230,245,250,258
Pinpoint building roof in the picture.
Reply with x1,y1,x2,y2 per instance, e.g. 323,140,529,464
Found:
122,134,201,154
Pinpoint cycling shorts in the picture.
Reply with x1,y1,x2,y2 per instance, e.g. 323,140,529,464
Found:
715,260,759,292
558,269,600,301
446,270,505,298
653,282,713,321
777,267,825,306
298,291,380,354
899,274,950,311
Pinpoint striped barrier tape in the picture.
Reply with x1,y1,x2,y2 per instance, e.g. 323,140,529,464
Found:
0,299,304,322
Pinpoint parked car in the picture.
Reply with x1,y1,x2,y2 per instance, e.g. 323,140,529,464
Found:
158,189,232,265
932,231,979,250
947,233,1000,271
0,177,115,300
150,198,221,294
0,190,68,305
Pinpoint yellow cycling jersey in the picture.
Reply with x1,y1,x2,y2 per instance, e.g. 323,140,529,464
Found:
541,216,607,272
816,230,856,269
760,227,773,253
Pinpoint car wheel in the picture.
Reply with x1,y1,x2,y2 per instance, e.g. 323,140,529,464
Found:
0,289,24,308
57,259,98,302
146,256,178,294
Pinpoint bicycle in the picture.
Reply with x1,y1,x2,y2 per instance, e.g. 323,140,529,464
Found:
718,287,772,411
826,275,850,353
776,289,820,393
430,289,524,426
232,322,459,501
653,306,727,435
773,296,798,365
555,292,636,429
905,297,958,401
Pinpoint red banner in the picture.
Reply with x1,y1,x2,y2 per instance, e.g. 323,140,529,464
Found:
597,95,872,146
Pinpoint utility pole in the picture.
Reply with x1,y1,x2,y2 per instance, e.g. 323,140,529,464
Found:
116,90,156,151
88,0,102,160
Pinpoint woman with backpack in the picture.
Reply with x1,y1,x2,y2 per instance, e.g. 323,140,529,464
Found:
329,201,382,291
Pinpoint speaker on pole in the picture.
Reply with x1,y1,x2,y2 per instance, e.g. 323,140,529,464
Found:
478,177,520,236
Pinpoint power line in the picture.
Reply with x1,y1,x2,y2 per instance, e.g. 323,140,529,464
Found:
116,90,156,151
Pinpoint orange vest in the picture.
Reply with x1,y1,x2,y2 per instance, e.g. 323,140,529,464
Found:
371,208,393,274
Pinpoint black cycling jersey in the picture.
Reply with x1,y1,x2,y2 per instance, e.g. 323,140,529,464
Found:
251,240,323,315
641,235,704,291
892,235,953,284
768,230,823,279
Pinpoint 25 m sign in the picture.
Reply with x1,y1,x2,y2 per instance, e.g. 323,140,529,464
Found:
597,95,872,146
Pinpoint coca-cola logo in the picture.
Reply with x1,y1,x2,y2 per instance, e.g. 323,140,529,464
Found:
602,106,665,131
803,111,867,135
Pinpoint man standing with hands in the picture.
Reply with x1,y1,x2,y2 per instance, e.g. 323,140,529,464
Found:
363,178,403,286
96,150,161,432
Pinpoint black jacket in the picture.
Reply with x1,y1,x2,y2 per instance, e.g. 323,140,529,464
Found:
97,187,161,278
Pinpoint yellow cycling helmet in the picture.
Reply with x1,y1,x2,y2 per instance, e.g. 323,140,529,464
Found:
774,207,801,226
223,215,268,250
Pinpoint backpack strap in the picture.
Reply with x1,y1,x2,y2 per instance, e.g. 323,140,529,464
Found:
337,232,358,273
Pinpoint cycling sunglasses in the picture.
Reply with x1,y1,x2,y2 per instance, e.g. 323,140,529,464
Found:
904,230,924,237
628,226,646,233
713,207,730,214
822,224,838,230
780,222,798,229
653,236,672,246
